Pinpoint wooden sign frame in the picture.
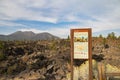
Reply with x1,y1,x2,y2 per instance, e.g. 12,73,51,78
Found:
70,28,92,80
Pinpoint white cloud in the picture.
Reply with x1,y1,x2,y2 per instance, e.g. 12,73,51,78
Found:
19,28,69,38
20,28,44,33
0,0,57,23
1,0,120,24
0,20,27,27
0,0,120,37
19,26,90,38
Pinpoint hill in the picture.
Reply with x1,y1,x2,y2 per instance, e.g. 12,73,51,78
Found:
0,31,60,40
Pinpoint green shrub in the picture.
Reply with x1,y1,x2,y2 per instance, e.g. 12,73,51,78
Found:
0,52,5,61
0,41,4,49
107,32,116,39
99,34,103,38
102,38,106,46
0,41,6,61
49,42,57,50
7,64,17,75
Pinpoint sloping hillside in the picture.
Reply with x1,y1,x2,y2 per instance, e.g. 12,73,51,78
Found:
0,31,60,40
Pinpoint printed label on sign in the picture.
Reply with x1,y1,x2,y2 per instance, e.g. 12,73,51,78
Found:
74,32,88,59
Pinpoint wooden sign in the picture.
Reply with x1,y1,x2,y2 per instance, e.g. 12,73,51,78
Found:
70,28,92,80
74,31,89,59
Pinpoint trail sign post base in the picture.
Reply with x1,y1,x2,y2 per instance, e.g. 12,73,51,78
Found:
70,28,92,80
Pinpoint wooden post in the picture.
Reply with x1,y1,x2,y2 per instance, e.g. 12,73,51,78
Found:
101,64,106,80
89,29,92,80
70,28,92,80
98,63,102,80
70,29,74,80
98,63,106,80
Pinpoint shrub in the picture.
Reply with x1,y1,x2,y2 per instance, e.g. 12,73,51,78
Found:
7,64,17,75
0,52,5,61
0,41,4,49
0,41,6,61
107,32,116,39
99,34,103,38
104,44,109,49
102,38,106,46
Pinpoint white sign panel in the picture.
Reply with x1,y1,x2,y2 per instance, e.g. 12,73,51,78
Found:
74,32,88,59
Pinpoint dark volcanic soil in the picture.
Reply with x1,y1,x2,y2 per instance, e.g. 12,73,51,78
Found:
0,38,120,79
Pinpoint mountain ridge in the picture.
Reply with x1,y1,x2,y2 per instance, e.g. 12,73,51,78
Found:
0,31,60,40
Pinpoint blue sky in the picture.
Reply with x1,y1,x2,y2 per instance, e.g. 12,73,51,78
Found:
0,0,120,38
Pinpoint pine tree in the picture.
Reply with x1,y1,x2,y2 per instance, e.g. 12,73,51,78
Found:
99,34,103,38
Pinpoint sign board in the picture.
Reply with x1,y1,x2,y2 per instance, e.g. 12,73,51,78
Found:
70,28,92,80
74,32,88,59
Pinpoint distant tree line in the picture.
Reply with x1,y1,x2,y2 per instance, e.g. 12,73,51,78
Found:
0,41,6,61
99,32,120,39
